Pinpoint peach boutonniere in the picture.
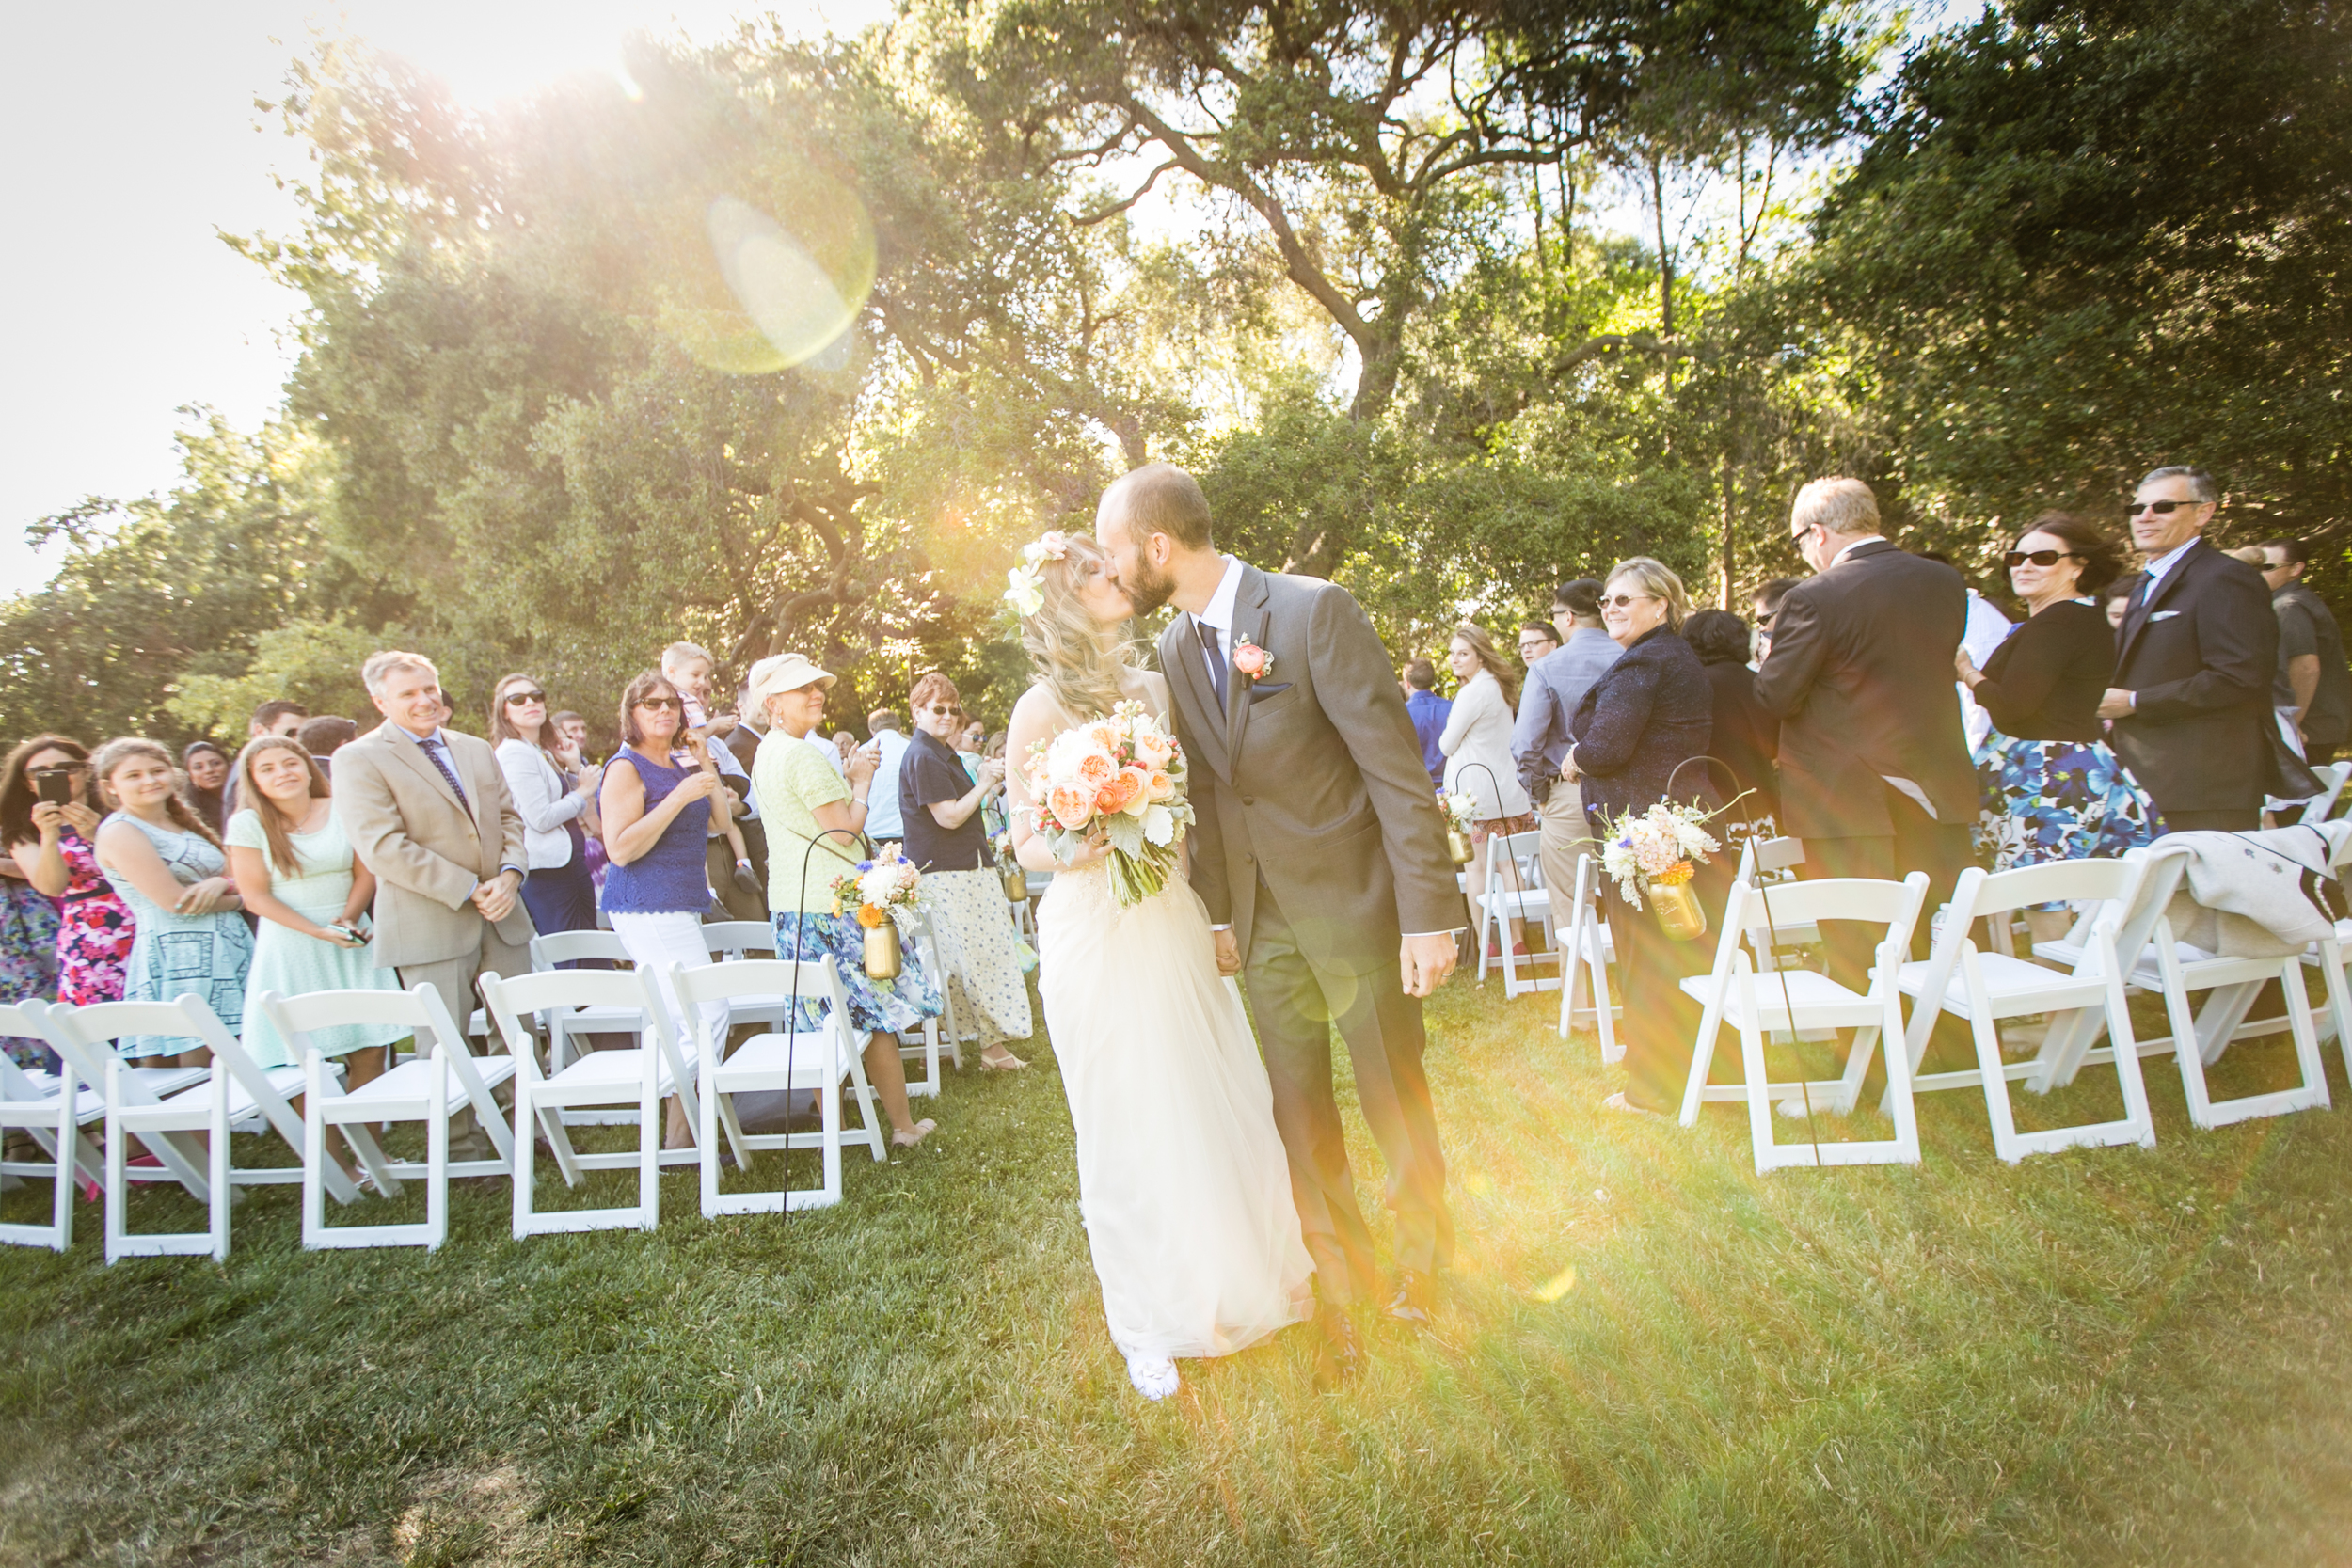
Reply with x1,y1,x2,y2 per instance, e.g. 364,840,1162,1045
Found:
1232,637,1273,681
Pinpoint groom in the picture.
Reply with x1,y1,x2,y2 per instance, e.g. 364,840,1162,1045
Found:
1098,463,1463,1384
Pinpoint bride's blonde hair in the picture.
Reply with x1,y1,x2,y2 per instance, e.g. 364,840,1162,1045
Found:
1018,532,1138,720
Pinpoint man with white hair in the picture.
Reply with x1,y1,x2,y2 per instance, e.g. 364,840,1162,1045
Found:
334,651,534,1071
1757,478,1977,979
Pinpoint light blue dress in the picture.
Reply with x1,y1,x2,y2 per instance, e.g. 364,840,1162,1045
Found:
101,813,253,1059
228,808,408,1067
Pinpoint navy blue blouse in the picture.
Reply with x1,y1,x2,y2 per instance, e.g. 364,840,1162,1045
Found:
1568,626,1715,831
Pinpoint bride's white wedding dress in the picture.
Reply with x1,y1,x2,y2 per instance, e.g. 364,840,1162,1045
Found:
1034,705,1312,1377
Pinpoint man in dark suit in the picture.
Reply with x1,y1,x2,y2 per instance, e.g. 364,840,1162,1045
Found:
2099,466,2279,831
1756,478,1977,980
1101,463,1460,1385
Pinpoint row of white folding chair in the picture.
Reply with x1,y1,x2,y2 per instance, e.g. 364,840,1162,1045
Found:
1555,851,1619,1060
0,1002,107,1251
1677,873,1931,1171
1474,831,1558,998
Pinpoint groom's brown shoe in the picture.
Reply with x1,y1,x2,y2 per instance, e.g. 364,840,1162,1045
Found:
1384,1268,1436,1328
1312,1305,1364,1392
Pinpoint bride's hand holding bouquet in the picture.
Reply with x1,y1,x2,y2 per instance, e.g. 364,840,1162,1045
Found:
1019,701,1195,906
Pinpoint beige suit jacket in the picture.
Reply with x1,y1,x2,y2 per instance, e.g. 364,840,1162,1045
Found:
334,722,535,969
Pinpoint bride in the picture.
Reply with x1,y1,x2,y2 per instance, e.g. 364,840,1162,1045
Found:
1004,530,1313,1402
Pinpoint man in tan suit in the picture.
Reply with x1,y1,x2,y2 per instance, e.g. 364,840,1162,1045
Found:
334,650,535,1061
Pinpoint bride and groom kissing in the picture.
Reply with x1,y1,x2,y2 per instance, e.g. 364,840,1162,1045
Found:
1002,463,1464,1402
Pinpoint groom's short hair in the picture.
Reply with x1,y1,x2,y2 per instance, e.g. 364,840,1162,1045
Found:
1116,463,1215,551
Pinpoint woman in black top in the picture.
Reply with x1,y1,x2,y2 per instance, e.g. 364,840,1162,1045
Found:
1564,557,1724,1117
899,673,1034,1070
1956,512,2157,939
1681,610,1780,834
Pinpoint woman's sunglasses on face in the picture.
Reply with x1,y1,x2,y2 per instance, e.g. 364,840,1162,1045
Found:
2005,549,2079,568
922,704,955,717
503,689,547,705
637,696,683,712
1599,593,1655,610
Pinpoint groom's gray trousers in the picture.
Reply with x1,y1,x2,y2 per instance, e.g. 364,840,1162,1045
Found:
1244,876,1454,1307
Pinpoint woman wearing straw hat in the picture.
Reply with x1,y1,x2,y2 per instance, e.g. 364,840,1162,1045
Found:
746,651,943,1149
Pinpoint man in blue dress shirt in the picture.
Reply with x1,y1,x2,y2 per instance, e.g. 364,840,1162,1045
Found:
1403,658,1452,787
1513,579,1624,902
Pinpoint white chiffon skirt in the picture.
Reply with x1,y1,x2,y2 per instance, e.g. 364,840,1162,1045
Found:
1038,862,1313,1360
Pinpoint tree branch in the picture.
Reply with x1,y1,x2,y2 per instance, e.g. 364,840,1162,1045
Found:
1071,159,1181,225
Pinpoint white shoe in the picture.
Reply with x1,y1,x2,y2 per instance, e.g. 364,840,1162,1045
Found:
1126,1354,1180,1402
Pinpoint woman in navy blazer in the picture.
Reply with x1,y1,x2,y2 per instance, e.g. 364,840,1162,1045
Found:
1566,558,1724,1116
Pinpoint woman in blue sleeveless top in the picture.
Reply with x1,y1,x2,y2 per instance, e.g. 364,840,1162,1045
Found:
599,670,730,1148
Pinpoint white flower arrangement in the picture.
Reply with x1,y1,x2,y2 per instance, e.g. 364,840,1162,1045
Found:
1599,800,1722,909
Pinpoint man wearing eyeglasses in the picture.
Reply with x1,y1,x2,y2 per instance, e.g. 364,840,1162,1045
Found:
2257,537,2350,768
2099,467,2279,832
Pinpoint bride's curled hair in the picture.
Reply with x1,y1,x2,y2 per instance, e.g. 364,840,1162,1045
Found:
1018,531,1138,720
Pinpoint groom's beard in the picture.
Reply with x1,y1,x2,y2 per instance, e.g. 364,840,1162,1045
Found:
1120,560,1175,617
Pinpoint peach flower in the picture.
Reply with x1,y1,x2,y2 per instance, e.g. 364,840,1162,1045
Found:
1047,782,1097,828
1074,750,1117,786
1094,768,1145,816
1146,768,1177,802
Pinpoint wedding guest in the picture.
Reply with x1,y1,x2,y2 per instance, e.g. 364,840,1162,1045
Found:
2259,537,2352,767
333,651,532,1146
832,731,859,767
1750,577,1799,663
2102,580,2134,631
226,736,405,1130
551,711,596,762
1516,620,1562,667
489,673,603,943
1956,512,2155,942
5,736,134,1014
1514,578,1621,914
296,715,359,779
599,671,732,1147
182,741,230,830
899,673,1032,1070
92,738,251,1065
863,709,912,845
722,690,762,772
219,699,310,822
2102,466,2280,832
1440,624,1534,957
1682,609,1779,832
0,848,58,1070
1403,658,1451,786
1564,559,1719,1116
748,651,941,1149
1760,478,1976,970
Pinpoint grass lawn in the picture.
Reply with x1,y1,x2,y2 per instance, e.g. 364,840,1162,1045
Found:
4,974,2351,1567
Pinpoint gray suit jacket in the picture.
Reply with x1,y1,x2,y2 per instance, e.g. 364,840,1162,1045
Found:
334,722,535,969
1159,563,1460,975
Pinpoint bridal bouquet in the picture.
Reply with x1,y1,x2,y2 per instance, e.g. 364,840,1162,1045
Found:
1600,800,1721,927
1020,700,1194,906
831,853,922,928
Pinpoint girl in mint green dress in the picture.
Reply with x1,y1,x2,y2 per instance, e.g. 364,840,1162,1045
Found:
226,738,407,1071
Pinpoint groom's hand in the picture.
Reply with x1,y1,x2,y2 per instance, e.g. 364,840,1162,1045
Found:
1212,928,1242,976
1401,932,1457,997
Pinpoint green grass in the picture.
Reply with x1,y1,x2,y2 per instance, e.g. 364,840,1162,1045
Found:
4,978,2352,1567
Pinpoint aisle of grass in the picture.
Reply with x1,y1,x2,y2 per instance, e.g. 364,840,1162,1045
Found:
4,976,2351,1566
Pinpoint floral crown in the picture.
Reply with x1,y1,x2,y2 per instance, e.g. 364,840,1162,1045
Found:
1003,530,1075,617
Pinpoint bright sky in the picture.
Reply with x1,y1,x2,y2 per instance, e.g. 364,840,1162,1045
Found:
0,0,888,594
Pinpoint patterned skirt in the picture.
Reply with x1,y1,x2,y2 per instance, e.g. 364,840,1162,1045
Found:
916,868,1035,1049
1,879,62,1069
1973,732,2158,891
770,910,944,1037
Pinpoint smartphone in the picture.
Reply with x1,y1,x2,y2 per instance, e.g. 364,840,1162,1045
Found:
33,768,72,806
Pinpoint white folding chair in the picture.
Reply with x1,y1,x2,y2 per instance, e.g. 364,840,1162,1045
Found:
256,985,497,1250
669,958,885,1214
894,911,951,1096
529,928,643,1075
0,1003,103,1251
38,994,350,1262
1895,859,2156,1163
2056,847,2331,1130
1677,873,1930,1172
2299,759,2352,824
1473,831,1558,997
1555,851,1620,1061
480,968,701,1236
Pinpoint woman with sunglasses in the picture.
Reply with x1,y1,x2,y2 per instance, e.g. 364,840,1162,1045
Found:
899,673,1031,1070
1955,512,2156,940
4,736,135,1032
1562,558,1721,1117
489,673,603,942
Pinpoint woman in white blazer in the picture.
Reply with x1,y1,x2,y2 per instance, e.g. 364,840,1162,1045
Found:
489,673,604,942
1440,625,1536,958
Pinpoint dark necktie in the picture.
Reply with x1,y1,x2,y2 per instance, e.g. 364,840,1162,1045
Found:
1197,619,1230,710
421,736,471,814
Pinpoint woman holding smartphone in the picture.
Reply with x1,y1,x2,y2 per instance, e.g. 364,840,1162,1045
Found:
4,735,135,1014
225,736,406,1083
